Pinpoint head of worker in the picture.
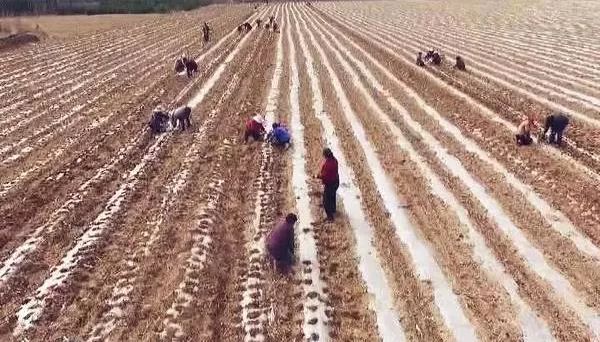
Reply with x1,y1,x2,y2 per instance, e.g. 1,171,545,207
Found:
285,213,298,225
253,113,264,124
323,147,334,159
272,122,280,130
154,104,165,113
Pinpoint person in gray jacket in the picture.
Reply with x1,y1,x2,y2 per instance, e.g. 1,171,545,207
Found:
171,106,192,131
541,112,569,145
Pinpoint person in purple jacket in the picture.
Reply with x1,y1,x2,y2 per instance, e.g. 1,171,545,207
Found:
267,122,291,148
266,213,298,274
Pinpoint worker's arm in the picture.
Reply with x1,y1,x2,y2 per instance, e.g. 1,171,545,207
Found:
538,117,551,140
316,162,325,179
542,117,552,135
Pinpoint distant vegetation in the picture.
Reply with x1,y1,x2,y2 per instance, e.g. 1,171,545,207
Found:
0,0,215,15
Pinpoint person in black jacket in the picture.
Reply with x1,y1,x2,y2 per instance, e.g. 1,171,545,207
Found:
416,52,425,67
454,56,466,71
541,112,569,145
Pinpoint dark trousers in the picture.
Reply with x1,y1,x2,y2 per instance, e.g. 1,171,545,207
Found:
323,180,339,220
177,118,191,131
516,133,532,146
267,245,293,273
244,130,262,142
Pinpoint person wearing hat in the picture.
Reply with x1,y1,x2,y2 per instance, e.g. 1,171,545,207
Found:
317,148,339,222
244,114,266,142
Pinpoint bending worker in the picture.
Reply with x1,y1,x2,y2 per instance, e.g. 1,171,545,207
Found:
266,213,298,274
515,116,534,146
244,114,266,142
541,112,570,145
267,122,291,148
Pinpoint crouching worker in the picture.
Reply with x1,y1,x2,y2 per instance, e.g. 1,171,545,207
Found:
267,122,291,148
244,114,266,142
515,116,534,146
416,52,425,67
149,105,170,133
266,213,298,274
454,56,466,71
541,112,569,145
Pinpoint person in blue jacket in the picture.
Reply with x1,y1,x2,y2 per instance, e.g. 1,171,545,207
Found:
267,122,291,148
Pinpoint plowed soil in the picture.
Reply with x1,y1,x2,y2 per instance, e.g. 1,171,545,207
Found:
1,1,599,341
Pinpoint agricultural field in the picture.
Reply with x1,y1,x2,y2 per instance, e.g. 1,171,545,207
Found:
1,13,161,39
0,0,600,341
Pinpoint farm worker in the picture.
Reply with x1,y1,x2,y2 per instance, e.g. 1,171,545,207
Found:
431,51,442,65
541,112,570,145
175,57,185,74
267,122,291,148
244,114,266,142
317,148,339,222
454,56,466,71
202,22,211,42
515,116,534,146
184,58,198,78
266,213,298,273
425,49,434,63
149,105,169,133
171,106,192,131
416,52,425,67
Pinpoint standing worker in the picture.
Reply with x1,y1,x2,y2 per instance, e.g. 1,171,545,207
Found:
202,22,211,43
541,112,570,145
317,148,339,222
266,213,298,274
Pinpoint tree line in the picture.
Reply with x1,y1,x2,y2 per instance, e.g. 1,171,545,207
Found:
0,0,215,15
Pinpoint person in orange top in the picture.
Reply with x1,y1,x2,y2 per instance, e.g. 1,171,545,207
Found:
317,148,339,222
515,116,534,146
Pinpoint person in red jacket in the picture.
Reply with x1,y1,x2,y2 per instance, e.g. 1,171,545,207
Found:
266,213,298,273
244,114,266,142
317,148,339,221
